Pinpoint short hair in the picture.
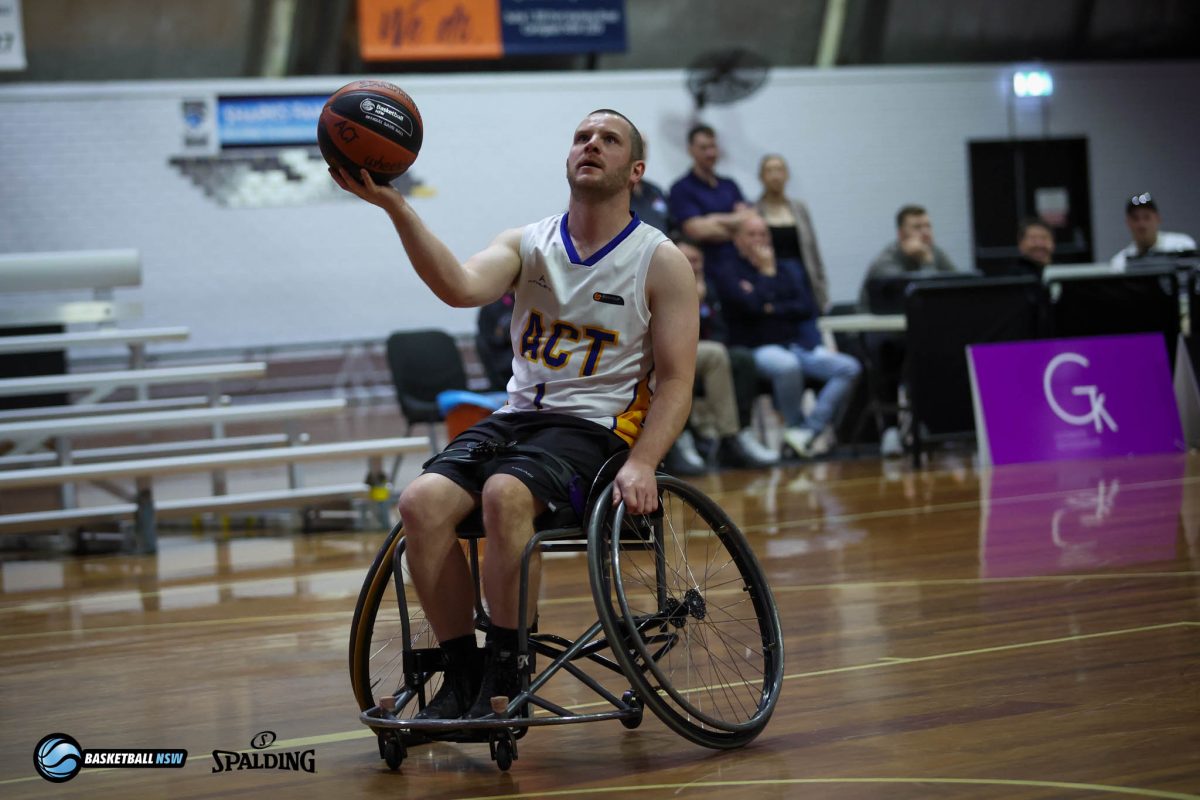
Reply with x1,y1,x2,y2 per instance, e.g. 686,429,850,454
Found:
671,232,702,250
1017,216,1052,240
588,108,645,162
896,204,927,229
687,123,715,145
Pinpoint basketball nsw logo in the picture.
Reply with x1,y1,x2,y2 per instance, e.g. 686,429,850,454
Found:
33,732,187,783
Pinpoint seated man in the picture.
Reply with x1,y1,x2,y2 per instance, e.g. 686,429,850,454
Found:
712,214,861,458
992,217,1055,279
665,236,778,474
1111,192,1196,270
858,204,959,456
332,109,697,720
858,203,958,308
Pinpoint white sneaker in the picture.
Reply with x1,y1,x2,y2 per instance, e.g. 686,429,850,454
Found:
736,428,779,465
781,427,816,458
808,428,834,457
880,426,903,458
669,430,707,474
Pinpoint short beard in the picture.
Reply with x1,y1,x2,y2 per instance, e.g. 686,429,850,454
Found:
567,163,632,203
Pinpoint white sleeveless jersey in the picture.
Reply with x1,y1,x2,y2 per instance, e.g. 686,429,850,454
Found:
497,212,666,446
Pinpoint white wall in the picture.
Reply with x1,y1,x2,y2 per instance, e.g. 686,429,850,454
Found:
1,62,1197,351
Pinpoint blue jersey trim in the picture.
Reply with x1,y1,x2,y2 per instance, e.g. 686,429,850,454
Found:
559,212,642,267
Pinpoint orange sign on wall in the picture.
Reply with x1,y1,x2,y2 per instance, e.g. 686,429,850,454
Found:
358,0,503,61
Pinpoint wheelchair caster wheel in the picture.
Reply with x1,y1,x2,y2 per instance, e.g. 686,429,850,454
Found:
382,735,405,770
489,731,517,771
620,691,643,730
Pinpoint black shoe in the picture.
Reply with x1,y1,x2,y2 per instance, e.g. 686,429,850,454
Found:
465,647,525,719
414,646,484,720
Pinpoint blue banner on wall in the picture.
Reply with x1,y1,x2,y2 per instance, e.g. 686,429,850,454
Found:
217,95,326,147
499,0,626,55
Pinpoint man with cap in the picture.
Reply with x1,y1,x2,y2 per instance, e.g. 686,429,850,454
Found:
1111,192,1196,271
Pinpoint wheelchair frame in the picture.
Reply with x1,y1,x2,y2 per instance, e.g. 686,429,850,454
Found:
348,473,785,771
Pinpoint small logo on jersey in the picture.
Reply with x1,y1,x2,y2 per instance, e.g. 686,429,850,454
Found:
592,292,624,306
528,275,551,291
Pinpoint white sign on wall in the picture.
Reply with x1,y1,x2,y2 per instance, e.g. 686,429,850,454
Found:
0,0,26,71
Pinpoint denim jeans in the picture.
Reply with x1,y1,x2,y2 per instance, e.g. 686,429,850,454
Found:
753,344,862,432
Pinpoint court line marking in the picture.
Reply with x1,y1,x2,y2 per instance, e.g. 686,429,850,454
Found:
449,778,1200,800
3,621,1195,788
3,574,1199,642
564,620,1199,709
740,473,1200,535
4,472,1190,618
0,610,352,641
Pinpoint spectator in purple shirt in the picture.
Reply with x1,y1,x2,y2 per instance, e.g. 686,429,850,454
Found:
668,124,756,268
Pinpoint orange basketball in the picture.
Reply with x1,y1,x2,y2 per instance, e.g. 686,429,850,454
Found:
318,79,423,184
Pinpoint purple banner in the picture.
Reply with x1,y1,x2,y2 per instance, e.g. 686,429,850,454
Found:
968,334,1184,465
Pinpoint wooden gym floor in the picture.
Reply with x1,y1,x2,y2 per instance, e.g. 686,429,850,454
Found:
1,433,1198,798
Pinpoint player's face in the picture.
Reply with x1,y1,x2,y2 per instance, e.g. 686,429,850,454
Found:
567,114,641,200
1018,225,1055,266
1126,207,1160,249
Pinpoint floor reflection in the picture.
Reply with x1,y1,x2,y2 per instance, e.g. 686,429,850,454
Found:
979,454,1188,577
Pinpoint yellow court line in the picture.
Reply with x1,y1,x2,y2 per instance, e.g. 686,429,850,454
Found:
741,475,1200,535
4,621,1194,789
769,571,1200,594
564,620,1198,710
450,777,1200,800
4,466,1194,617
0,611,351,641
3,573,1198,643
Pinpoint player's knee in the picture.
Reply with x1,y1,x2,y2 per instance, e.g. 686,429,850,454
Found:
481,474,536,534
398,476,459,532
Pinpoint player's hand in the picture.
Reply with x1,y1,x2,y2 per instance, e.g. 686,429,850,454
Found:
612,459,659,515
329,167,405,211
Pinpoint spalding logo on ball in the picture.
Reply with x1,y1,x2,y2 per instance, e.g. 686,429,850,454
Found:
318,79,423,184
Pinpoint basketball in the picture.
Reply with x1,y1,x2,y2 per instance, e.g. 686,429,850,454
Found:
318,79,423,184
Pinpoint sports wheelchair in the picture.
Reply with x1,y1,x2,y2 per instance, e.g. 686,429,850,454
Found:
348,456,785,771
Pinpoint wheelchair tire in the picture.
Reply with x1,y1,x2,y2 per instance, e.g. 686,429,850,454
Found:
588,476,784,750
348,522,443,717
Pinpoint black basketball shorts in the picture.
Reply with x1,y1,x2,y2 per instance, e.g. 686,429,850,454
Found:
422,411,629,520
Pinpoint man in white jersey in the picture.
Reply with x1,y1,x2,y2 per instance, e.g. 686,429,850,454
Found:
331,110,698,721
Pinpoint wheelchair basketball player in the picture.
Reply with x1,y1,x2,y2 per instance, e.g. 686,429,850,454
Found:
331,108,698,721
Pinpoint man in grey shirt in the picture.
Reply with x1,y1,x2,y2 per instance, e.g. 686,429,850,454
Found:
857,204,958,456
859,204,958,308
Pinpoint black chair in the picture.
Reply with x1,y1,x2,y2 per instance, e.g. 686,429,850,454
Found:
903,276,1045,464
1046,267,1181,365
385,329,470,468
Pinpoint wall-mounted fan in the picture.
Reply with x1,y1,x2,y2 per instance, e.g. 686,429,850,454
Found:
685,48,771,109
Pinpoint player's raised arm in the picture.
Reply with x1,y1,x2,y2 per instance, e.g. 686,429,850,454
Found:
331,167,522,308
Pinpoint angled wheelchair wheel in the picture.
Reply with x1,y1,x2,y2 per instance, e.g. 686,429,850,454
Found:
588,476,784,749
348,522,442,718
